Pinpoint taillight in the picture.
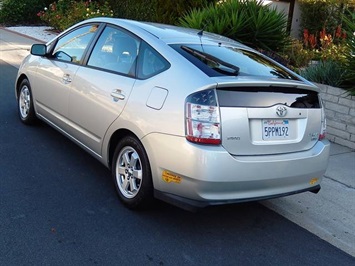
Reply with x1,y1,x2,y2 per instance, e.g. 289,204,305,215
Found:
185,89,221,145
319,99,326,140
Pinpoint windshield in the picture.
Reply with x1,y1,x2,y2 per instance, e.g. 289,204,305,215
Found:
171,44,298,80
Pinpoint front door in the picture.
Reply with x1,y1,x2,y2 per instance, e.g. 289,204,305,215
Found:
33,24,100,130
67,25,140,155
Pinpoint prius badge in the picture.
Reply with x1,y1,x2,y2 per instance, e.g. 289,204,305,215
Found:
276,106,287,117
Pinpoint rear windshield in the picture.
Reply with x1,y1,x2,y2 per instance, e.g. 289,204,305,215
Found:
170,44,299,80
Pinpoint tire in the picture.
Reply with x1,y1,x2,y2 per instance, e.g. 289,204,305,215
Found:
112,135,153,209
18,79,37,125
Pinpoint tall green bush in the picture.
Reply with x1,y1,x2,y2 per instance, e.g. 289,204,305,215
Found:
154,0,215,25
107,0,215,25
179,0,290,52
0,0,53,25
299,0,355,38
107,0,156,22
38,0,113,31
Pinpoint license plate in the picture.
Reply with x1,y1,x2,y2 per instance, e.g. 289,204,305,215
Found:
262,119,290,140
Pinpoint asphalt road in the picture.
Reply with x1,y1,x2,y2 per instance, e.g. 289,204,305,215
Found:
0,59,354,265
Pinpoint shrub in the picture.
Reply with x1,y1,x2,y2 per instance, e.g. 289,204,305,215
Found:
282,39,314,69
299,0,355,38
179,0,290,52
301,27,348,63
37,0,113,31
300,0,338,37
299,60,345,87
0,0,53,25
154,0,215,25
107,0,215,25
107,0,156,22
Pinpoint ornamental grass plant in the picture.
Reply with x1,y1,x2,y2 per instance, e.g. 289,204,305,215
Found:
299,60,346,88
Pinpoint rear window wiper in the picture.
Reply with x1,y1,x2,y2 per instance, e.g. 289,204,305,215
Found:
181,45,239,76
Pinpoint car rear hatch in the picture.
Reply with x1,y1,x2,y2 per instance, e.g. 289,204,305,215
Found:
215,78,324,156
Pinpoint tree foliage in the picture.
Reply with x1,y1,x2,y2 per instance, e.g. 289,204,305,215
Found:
299,0,355,37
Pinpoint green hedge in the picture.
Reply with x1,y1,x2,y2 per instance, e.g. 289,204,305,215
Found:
38,0,113,31
0,0,53,25
107,0,215,25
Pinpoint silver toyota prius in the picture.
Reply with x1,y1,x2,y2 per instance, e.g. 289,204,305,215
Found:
15,17,330,210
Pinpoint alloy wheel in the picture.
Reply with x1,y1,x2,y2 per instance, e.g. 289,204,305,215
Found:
19,85,31,119
115,146,143,199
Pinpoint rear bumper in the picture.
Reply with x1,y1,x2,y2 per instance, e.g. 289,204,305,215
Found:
142,134,330,209
154,185,321,211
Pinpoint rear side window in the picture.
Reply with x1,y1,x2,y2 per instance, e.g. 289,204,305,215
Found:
137,41,170,79
171,44,299,80
52,24,99,63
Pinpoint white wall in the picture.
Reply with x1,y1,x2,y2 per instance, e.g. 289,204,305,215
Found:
262,0,302,39
290,0,301,38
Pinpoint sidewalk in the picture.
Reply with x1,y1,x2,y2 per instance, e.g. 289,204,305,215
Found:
263,143,355,256
1,27,355,257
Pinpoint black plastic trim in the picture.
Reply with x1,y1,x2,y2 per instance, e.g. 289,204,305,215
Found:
154,185,321,212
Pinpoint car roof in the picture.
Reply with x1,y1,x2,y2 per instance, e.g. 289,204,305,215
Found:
83,17,249,48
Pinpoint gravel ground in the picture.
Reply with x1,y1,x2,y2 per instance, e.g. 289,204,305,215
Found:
6,26,58,42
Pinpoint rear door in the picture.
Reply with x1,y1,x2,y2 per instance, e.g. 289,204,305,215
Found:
217,82,322,156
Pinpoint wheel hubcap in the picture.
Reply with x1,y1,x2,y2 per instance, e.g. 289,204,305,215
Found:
115,146,142,198
19,86,30,119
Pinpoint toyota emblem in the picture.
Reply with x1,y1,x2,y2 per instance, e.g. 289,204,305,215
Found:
276,106,287,117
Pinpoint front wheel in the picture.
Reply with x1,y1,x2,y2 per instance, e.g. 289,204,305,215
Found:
18,79,37,125
112,135,153,209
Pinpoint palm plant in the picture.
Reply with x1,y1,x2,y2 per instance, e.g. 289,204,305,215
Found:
179,0,290,52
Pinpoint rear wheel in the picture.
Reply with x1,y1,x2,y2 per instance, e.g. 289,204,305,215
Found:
18,79,37,125
112,135,153,209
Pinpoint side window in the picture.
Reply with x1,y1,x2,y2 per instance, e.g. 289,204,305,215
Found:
52,24,99,63
137,42,170,79
87,26,139,76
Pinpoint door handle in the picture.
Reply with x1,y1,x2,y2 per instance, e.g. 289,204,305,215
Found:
110,89,125,101
62,74,72,84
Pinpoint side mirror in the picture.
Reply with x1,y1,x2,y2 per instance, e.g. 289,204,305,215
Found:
31,44,47,56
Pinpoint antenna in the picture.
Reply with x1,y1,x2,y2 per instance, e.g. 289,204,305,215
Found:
197,26,205,51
